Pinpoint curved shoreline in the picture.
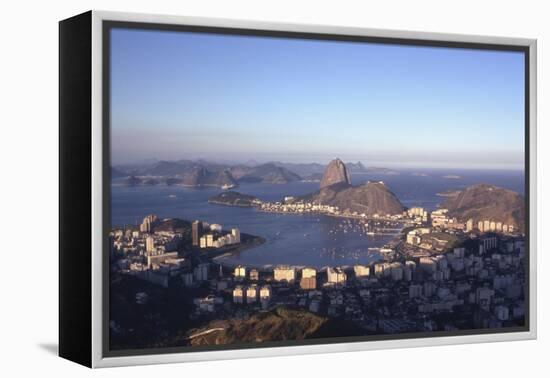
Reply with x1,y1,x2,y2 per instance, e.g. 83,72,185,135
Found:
206,207,404,270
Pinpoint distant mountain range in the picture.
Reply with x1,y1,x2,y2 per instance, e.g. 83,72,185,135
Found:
112,159,399,188
228,163,301,184
113,160,299,187
267,160,398,178
178,159,525,230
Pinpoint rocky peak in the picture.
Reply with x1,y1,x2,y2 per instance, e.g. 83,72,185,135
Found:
320,158,352,189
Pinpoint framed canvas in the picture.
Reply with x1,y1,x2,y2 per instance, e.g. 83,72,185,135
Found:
59,10,537,368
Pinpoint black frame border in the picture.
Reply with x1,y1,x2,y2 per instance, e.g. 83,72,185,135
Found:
101,20,531,359
59,11,93,367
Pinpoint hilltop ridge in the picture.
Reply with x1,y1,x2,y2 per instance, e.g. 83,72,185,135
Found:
442,183,525,231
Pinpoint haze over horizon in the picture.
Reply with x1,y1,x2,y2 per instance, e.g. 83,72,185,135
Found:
112,156,526,173
110,28,526,170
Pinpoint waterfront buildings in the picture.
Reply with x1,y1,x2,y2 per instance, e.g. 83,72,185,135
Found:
300,267,317,290
354,264,370,278
231,228,241,243
408,207,429,223
210,224,223,233
476,219,515,234
139,214,158,233
192,220,203,246
110,211,527,340
466,218,474,232
199,237,207,249
301,267,317,279
234,265,246,279
327,267,347,285
145,236,155,253
198,226,242,249
206,234,214,247
300,277,317,290
274,265,296,282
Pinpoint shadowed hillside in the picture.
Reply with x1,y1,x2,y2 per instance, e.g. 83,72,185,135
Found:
442,184,525,231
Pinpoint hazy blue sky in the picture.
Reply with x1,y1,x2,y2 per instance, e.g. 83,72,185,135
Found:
110,28,525,169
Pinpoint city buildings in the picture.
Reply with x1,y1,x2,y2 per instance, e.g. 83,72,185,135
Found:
139,214,158,233
407,207,429,223
389,262,403,281
300,277,317,290
192,220,203,246
231,228,241,243
409,284,422,299
327,267,347,286
233,286,244,304
260,285,272,307
481,236,498,253
193,263,209,282
302,267,317,279
246,285,258,303
419,257,438,273
145,236,155,253
182,271,193,287
210,224,223,233
198,226,242,249
110,211,526,341
250,268,259,281
274,265,296,282
146,251,178,269
234,265,246,279
476,219,515,234
354,264,370,278
300,267,317,290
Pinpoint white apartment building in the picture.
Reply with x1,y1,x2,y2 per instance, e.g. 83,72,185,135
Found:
353,264,370,278
274,265,296,282
327,267,347,285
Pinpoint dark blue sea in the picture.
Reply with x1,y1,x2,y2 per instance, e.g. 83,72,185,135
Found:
111,169,524,268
